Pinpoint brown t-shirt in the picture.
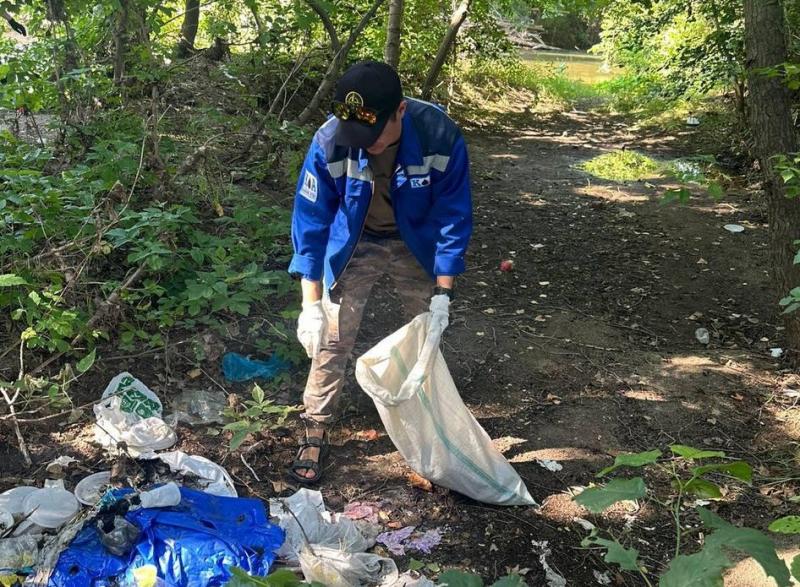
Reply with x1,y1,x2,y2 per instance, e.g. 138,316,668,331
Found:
364,141,400,237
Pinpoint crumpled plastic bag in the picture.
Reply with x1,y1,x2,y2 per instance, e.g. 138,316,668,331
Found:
222,352,289,382
156,451,237,497
93,373,176,457
298,545,398,587
270,489,397,586
270,489,373,562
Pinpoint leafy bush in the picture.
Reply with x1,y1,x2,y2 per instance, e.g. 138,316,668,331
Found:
574,445,798,586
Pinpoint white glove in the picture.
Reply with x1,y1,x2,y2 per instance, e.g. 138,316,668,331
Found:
429,293,450,334
297,300,327,359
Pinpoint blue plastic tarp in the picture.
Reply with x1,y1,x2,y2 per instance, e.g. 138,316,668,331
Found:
50,487,284,587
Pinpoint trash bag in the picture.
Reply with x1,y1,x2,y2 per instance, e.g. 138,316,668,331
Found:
356,314,535,506
49,488,284,587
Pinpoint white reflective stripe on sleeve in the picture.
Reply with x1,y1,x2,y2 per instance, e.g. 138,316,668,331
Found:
406,154,450,176
347,157,373,182
327,160,345,178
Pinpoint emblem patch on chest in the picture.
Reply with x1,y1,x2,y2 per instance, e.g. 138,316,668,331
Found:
410,176,431,189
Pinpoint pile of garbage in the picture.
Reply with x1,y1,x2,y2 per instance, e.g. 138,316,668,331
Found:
0,323,538,585
0,366,443,586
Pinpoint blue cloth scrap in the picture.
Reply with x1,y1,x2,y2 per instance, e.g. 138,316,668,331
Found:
221,352,289,382
50,487,284,587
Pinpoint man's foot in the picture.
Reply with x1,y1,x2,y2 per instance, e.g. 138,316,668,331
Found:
289,424,328,484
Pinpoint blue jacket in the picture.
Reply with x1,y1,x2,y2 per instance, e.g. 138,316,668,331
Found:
288,98,473,291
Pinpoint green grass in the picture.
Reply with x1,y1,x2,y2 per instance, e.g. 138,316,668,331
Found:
580,150,662,182
464,59,606,108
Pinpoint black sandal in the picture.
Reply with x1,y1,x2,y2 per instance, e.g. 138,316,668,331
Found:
289,428,329,485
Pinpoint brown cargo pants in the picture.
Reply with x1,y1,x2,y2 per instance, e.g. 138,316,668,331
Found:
303,235,433,423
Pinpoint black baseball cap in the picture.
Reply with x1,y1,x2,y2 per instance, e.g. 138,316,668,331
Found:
333,61,403,149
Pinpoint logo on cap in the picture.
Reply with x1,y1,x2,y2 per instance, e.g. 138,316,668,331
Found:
344,91,364,107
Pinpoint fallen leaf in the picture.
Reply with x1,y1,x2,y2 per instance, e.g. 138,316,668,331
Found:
387,520,403,529
356,429,380,441
408,472,433,492
733,393,745,401
187,368,202,379
271,479,294,493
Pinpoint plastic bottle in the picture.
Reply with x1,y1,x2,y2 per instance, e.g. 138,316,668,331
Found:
138,483,181,509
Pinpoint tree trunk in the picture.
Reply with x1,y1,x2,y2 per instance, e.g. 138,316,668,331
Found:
744,0,800,351
384,0,403,68
175,0,201,58
113,0,129,84
421,0,470,101
295,0,387,124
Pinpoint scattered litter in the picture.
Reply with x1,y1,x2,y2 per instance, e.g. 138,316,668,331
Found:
98,516,141,557
532,540,567,587
499,260,514,272
406,529,442,554
695,328,710,345
532,243,545,249
574,518,595,531
356,314,536,506
594,570,612,584
782,389,800,398
271,489,396,586
138,482,181,509
22,488,79,529
0,510,13,531
686,116,700,126
270,489,376,563
46,457,77,477
94,373,176,457
0,536,38,574
377,526,415,556
168,389,226,426
0,487,37,518
697,258,708,265
299,545,398,587
723,223,745,233
221,352,288,382
537,459,563,472
155,451,237,497
343,502,383,525
51,487,283,586
75,472,113,506
770,347,783,358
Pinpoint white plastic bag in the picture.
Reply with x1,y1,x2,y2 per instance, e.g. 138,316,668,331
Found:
356,314,536,506
94,373,176,456
298,545,398,587
156,451,237,497
269,489,374,562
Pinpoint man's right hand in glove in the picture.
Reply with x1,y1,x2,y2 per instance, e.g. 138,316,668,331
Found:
297,279,327,359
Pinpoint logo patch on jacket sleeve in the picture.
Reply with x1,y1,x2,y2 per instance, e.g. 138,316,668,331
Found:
300,170,318,202
410,176,431,189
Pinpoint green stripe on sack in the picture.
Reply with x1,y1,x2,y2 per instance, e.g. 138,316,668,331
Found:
390,346,516,501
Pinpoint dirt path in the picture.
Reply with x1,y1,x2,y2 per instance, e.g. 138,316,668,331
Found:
318,107,800,585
